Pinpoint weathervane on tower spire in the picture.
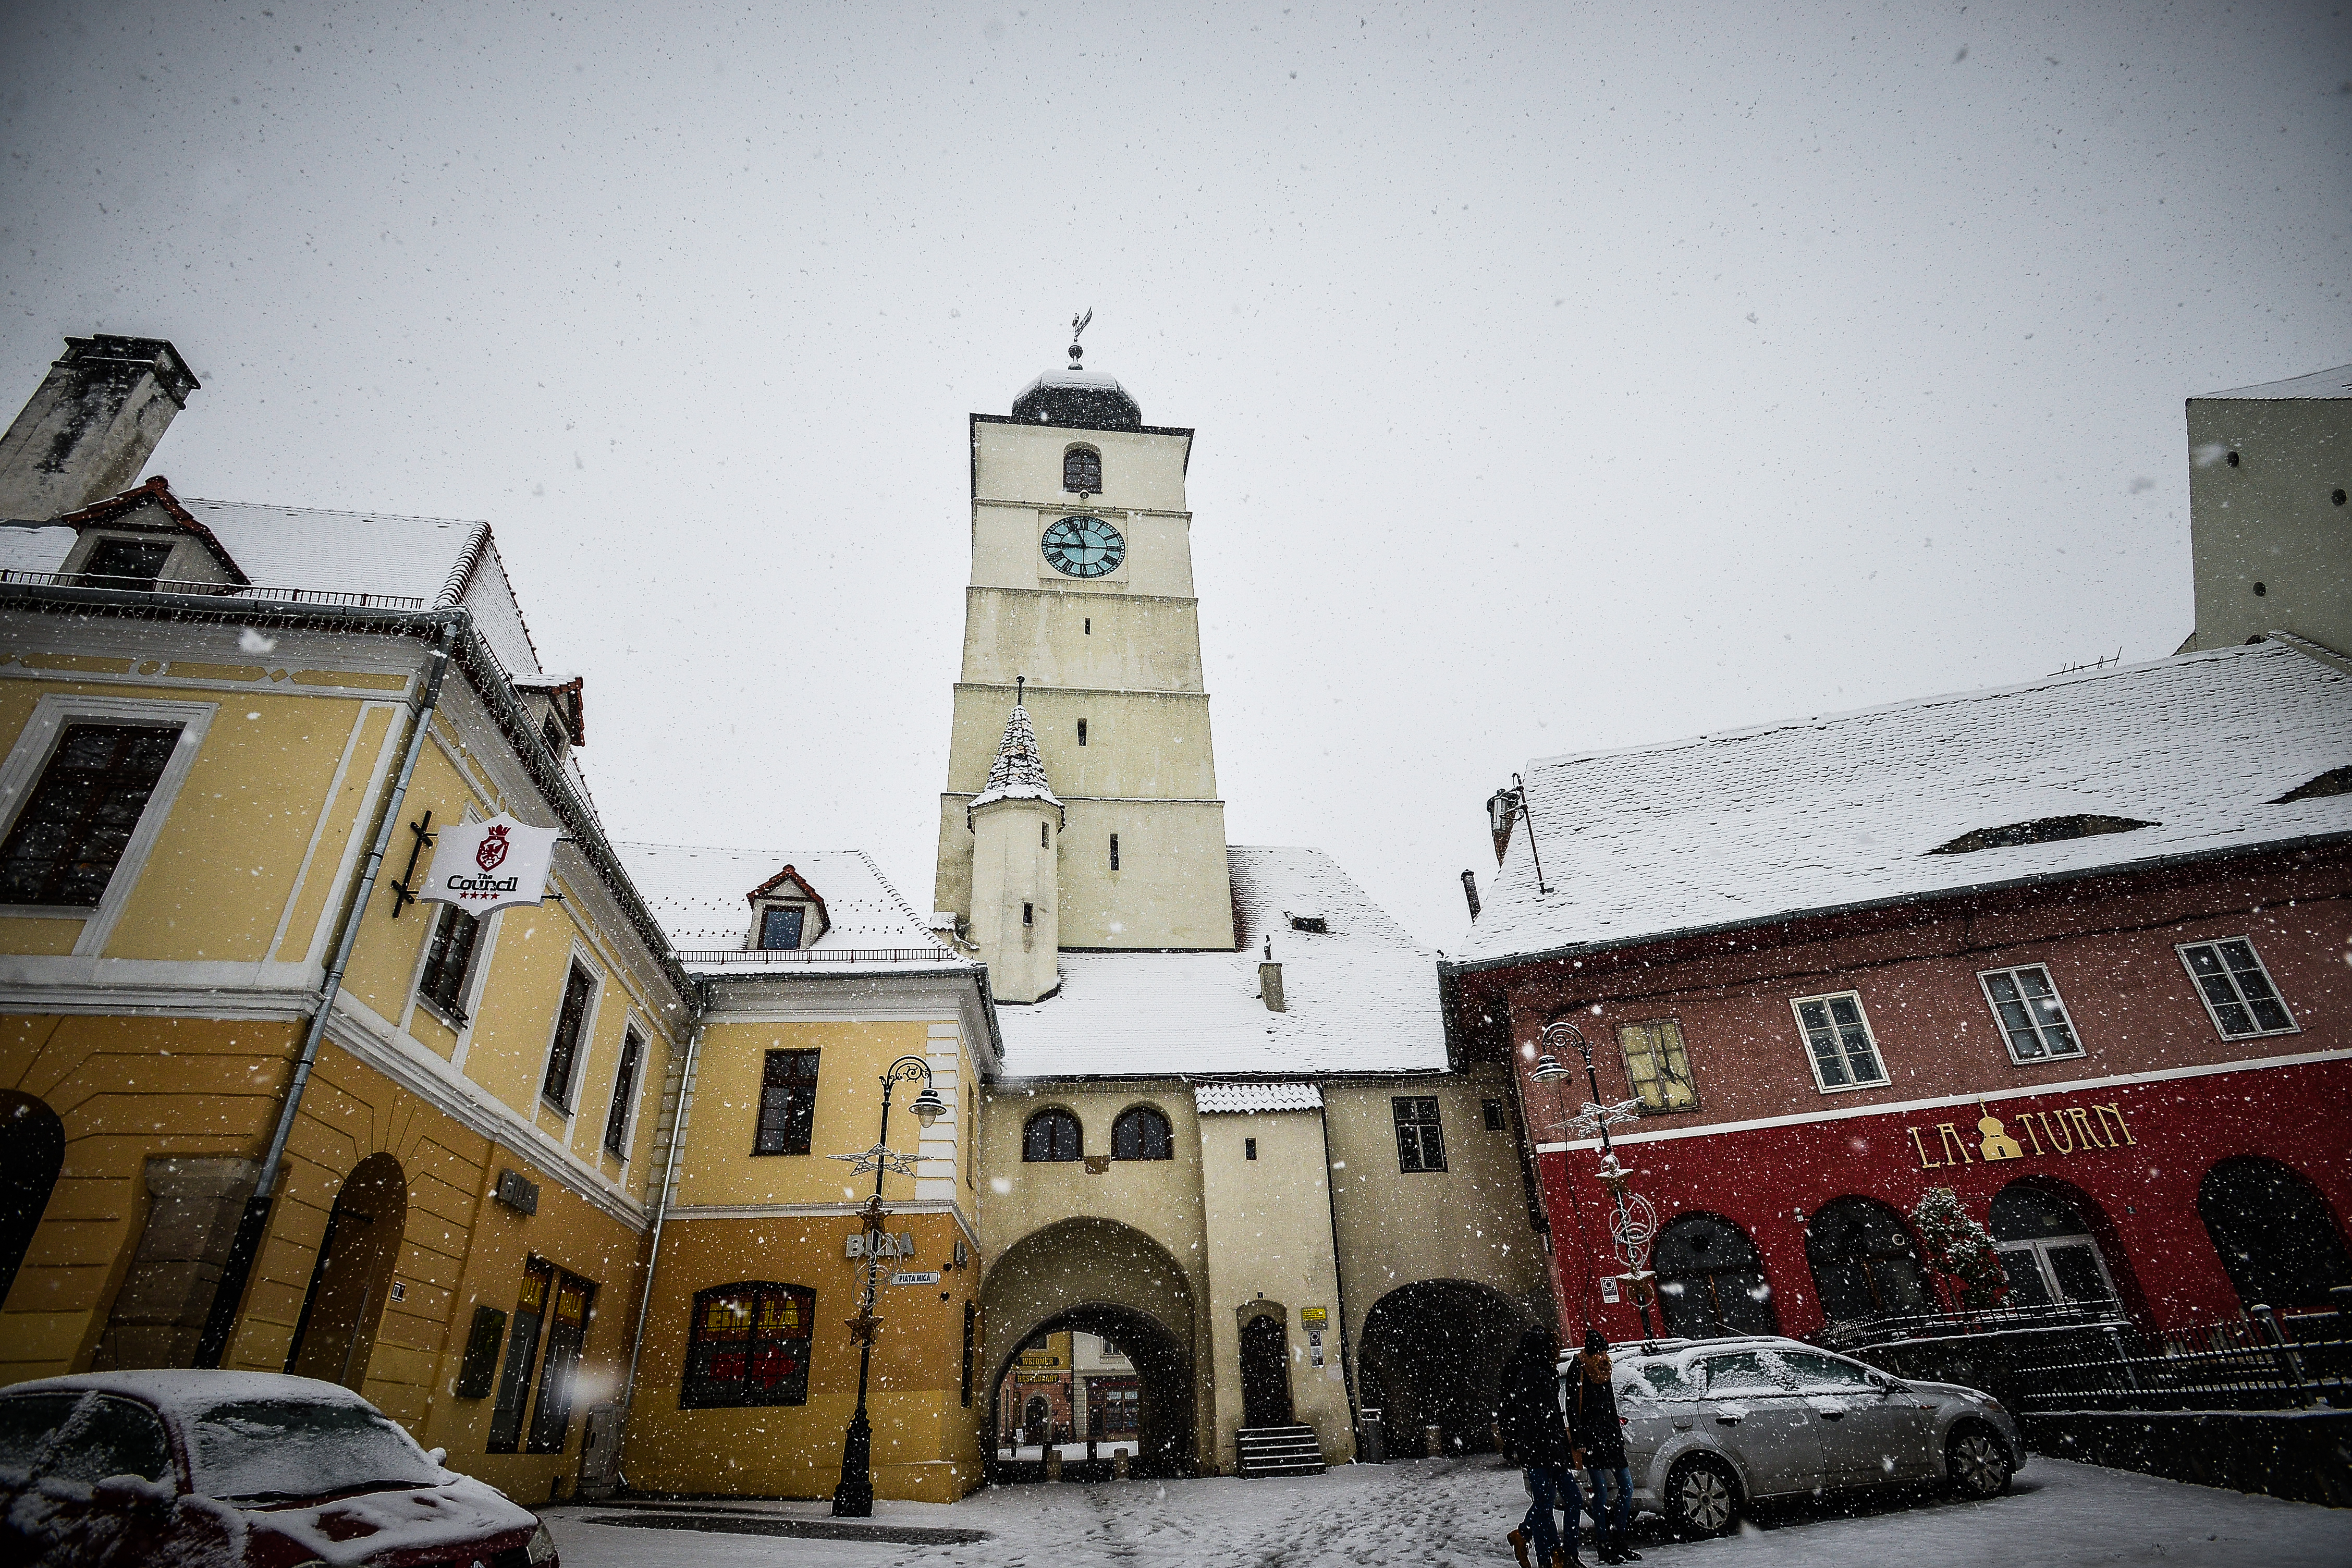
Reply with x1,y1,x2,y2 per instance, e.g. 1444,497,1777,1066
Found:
1069,307,1092,368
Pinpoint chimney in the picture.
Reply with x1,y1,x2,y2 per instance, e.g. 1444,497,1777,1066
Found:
1461,869,1482,921
1259,959,1287,1012
0,336,200,521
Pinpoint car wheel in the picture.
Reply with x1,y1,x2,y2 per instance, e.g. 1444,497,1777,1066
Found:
1946,1424,2011,1499
1663,1454,1742,1538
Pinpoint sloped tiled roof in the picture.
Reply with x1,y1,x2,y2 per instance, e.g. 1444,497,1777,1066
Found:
992,845,1447,1079
1194,1082,1324,1113
612,841,961,974
1457,641,2352,966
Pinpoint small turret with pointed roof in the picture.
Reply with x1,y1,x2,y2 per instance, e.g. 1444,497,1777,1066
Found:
966,679,1064,1002
971,680,1063,815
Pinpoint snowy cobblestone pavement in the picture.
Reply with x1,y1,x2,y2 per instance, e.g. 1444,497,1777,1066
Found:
543,1456,2352,1567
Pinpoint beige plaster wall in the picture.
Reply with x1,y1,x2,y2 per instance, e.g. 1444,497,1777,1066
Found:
934,797,1235,953
958,587,1207,693
973,420,1191,515
2183,393,2352,654
969,797,1060,1003
945,684,1219,799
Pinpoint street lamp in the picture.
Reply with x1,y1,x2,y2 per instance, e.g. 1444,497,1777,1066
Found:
830,1055,944,1518
1538,1019,1660,1340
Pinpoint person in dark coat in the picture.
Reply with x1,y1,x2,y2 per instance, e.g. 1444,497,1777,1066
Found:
1569,1331,1642,1565
1497,1329,1581,1568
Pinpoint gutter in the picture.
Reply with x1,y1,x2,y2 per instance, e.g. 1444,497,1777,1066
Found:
1437,828,2352,983
195,616,461,1367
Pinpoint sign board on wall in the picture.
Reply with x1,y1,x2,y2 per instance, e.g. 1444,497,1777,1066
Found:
1598,1276,1621,1304
1301,1306,1328,1327
1908,1101,2136,1170
418,813,561,916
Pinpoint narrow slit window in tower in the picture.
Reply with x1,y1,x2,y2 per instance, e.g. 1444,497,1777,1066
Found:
1023,902,1034,926
1077,719,1088,746
1041,822,1049,848
1110,833,1120,871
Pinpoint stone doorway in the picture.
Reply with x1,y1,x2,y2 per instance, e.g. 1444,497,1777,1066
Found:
286,1153,406,1389
1240,1313,1291,1428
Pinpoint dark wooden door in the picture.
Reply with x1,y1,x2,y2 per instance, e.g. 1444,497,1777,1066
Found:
1240,1315,1292,1427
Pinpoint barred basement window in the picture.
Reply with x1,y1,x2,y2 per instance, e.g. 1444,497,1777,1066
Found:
2177,938,2297,1040
682,1282,815,1409
416,904,482,1021
540,963,597,1111
1618,1019,1698,1112
1790,991,1889,1091
0,723,182,906
1978,965,2084,1062
1064,446,1102,493
603,1027,645,1158
754,1049,820,1155
1393,1096,1446,1172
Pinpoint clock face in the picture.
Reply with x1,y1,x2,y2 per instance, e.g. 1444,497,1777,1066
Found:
1042,516,1126,579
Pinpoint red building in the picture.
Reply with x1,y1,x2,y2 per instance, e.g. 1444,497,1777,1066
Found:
1445,641,2352,1348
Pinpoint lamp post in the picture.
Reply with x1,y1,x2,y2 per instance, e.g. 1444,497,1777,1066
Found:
1534,1020,1660,1340
830,1055,947,1518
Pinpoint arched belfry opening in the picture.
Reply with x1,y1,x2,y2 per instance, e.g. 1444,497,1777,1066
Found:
286,1153,407,1389
979,1217,1199,1479
1356,1279,1533,1455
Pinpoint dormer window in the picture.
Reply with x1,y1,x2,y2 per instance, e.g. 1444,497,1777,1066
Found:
541,710,568,761
1063,446,1102,494
759,904,808,950
79,536,174,590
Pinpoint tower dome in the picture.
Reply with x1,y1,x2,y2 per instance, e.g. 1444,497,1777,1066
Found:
1011,321,1142,431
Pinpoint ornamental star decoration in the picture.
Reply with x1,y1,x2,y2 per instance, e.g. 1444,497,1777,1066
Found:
829,1142,921,1178
1565,1096,1644,1140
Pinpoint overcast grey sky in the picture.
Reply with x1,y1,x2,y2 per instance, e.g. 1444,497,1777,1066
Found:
3,2,2346,950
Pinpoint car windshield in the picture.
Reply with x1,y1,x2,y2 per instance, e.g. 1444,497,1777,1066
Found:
188,1398,442,1501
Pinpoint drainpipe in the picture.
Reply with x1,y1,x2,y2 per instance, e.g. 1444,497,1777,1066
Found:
614,1000,708,1485
1314,1101,1359,1452
195,619,461,1368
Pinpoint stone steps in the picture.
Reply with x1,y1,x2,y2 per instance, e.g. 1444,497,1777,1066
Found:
1236,1424,1326,1477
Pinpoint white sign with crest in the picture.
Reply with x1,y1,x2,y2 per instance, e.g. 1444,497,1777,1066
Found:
418,813,561,916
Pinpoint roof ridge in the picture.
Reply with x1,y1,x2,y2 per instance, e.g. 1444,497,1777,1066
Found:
851,847,950,944
180,495,490,526
436,520,494,608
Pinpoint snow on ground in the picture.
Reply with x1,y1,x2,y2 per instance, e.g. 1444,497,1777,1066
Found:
543,1455,2352,1568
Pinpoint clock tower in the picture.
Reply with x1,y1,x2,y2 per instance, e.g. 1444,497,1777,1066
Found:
934,340,1236,991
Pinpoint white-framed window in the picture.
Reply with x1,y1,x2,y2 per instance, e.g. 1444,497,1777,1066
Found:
413,903,485,1025
754,901,812,950
2177,938,2298,1040
540,956,602,1114
602,1022,646,1160
1977,964,2085,1062
0,694,215,956
1789,990,1889,1092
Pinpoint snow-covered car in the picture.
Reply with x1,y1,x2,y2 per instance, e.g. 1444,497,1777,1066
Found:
1562,1336,2024,1537
0,1370,557,1568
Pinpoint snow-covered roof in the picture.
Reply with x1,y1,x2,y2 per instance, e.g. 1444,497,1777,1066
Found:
993,844,1447,1079
0,524,75,574
2198,364,2352,400
970,702,1062,812
1195,1082,1324,1113
613,841,964,973
1457,641,2352,967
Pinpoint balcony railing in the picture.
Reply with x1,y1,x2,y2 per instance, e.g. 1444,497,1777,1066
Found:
2,569,424,610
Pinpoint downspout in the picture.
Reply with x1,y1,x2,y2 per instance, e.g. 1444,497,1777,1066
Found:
614,994,708,1486
1314,1100,1359,1455
195,618,462,1368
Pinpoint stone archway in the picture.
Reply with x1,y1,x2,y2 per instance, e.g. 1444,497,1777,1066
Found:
287,1153,406,1389
980,1217,1198,1478
1356,1278,1533,1455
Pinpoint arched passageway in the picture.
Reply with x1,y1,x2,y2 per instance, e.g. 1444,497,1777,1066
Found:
0,1092,64,1309
1806,1196,1934,1324
979,1217,1198,1478
1655,1212,1780,1338
286,1153,406,1389
2198,1156,2352,1311
1356,1279,1532,1456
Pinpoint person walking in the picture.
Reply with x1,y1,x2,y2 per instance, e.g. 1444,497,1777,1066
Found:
1498,1329,1582,1568
1569,1331,1643,1566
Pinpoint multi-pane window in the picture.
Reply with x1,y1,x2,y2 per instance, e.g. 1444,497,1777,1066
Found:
603,1028,644,1159
1063,446,1102,493
80,537,173,589
753,1049,819,1155
759,905,806,950
1112,1106,1172,1160
1483,1098,1508,1131
1023,1108,1082,1162
540,963,596,1111
1790,991,1889,1091
0,723,181,906
1618,1019,1699,1112
1393,1096,1446,1172
416,904,481,1021
1977,965,2084,1062
682,1282,814,1409
2178,939,2297,1039
540,710,568,758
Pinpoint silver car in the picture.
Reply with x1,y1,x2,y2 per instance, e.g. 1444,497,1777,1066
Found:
1561,1336,2024,1537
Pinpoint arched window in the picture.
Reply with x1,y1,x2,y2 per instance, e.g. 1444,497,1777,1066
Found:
1805,1197,1935,1322
682,1281,815,1408
1990,1182,2118,1308
0,1091,64,1308
2197,1156,2352,1311
1653,1213,1780,1339
1112,1106,1173,1161
1063,446,1102,494
1023,1108,1083,1162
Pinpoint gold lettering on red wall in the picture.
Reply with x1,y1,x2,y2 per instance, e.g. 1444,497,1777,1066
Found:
1910,1100,2134,1170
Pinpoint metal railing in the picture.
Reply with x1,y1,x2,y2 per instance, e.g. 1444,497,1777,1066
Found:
2014,1302,2352,1412
1,569,424,610
1814,1298,2126,1351
677,947,962,966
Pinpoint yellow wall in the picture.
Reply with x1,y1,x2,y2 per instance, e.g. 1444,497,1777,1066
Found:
676,1019,942,1209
